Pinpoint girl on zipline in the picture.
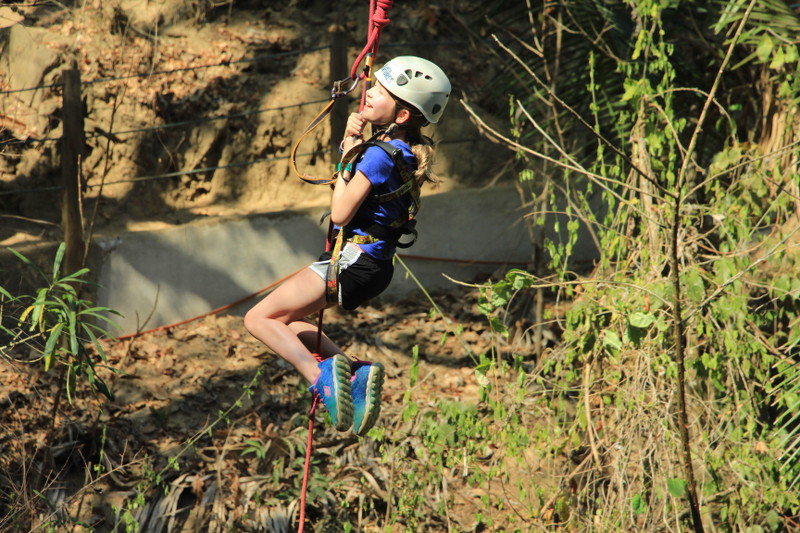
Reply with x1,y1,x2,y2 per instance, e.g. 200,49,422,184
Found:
244,56,450,436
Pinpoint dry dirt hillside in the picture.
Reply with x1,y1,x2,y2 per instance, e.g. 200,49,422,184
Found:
0,0,510,248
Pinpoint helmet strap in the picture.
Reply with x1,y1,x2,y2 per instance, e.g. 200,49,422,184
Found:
372,122,400,138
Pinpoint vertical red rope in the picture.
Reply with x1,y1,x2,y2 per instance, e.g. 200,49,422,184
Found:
349,0,393,82
297,396,319,533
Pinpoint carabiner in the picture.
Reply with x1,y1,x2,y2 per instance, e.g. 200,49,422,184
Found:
331,76,360,99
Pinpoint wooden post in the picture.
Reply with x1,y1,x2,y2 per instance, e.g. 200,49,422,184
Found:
330,27,348,162
60,69,85,277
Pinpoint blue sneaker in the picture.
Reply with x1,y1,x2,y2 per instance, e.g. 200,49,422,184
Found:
350,361,385,437
309,355,353,431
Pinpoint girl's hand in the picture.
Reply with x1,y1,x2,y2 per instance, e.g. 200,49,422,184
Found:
342,112,366,154
345,112,366,138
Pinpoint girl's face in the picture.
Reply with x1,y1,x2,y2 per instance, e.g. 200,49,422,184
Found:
362,82,398,125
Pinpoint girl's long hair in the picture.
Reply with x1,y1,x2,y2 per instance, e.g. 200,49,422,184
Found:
392,99,440,187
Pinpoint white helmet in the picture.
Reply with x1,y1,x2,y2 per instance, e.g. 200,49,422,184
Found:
375,56,451,124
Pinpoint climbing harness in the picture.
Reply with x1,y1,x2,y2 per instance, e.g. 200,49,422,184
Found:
324,137,421,305
340,139,421,216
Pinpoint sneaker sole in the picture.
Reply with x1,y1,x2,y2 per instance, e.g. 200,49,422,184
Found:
353,362,384,437
329,354,354,431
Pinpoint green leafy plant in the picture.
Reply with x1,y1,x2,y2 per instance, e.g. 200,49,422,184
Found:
0,243,126,531
2,243,120,406
464,0,800,530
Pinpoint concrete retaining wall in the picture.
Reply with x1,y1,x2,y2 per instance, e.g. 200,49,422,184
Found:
94,185,598,335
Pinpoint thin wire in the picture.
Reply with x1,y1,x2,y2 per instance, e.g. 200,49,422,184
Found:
0,82,63,96
0,138,481,197
0,151,325,196
84,99,331,140
0,39,475,97
84,150,327,188
0,185,63,197
0,98,333,147
83,46,329,87
0,46,331,96
0,136,60,146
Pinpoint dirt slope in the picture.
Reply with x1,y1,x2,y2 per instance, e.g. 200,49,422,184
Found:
0,0,509,247
0,286,519,531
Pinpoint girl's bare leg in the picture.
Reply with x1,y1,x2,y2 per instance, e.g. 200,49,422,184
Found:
244,268,333,384
289,320,346,360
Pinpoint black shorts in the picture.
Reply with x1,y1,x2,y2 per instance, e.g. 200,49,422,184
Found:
309,243,394,310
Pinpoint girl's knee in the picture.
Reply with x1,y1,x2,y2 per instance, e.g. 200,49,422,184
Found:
244,304,286,335
243,307,262,335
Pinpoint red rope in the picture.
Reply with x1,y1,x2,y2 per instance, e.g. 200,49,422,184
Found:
297,395,319,533
349,0,394,81
109,253,528,344
113,267,304,341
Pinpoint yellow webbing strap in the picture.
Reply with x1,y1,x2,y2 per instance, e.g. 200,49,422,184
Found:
323,228,381,305
324,229,346,304
290,76,360,186
290,99,337,186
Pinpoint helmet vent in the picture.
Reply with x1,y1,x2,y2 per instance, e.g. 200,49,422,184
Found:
432,104,441,115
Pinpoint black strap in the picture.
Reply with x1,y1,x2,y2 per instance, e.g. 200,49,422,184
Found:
338,139,422,247
366,141,420,214
357,219,418,249
341,141,419,205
